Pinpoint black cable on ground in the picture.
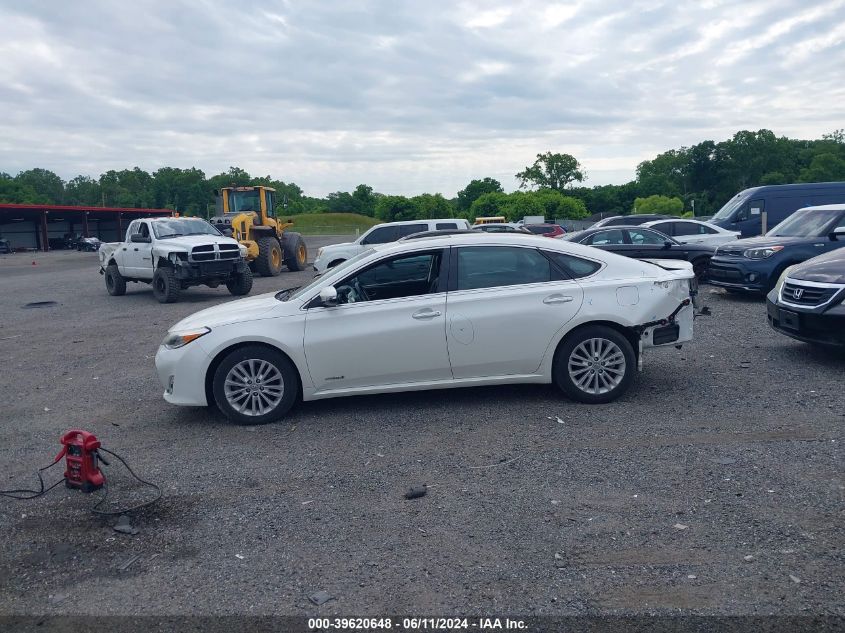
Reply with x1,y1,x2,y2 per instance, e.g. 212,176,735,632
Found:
0,455,64,500
90,447,162,515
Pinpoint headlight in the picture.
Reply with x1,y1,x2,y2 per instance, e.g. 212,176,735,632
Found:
316,247,324,258
744,245,784,259
238,245,248,257
162,327,210,349
773,265,797,297
168,252,187,264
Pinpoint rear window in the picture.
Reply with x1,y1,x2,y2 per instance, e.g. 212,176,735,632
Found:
457,246,551,290
398,224,428,238
436,222,458,230
526,225,554,234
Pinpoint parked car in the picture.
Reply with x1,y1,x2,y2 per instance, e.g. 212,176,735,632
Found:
709,182,845,238
472,223,532,234
641,218,739,247
0,238,12,254
560,226,715,279
709,204,845,294
156,233,699,424
590,214,673,228
766,248,845,347
77,236,102,252
523,223,566,238
313,218,471,273
98,216,252,303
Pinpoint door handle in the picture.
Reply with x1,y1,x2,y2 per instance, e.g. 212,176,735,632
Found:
133,248,138,251
412,309,442,319
543,295,574,305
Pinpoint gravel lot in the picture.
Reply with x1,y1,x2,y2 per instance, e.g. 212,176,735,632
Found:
0,237,842,619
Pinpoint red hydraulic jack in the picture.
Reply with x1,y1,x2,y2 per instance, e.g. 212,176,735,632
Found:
58,429,106,493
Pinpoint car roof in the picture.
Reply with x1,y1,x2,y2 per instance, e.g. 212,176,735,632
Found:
371,231,602,258
372,218,464,227
795,203,845,212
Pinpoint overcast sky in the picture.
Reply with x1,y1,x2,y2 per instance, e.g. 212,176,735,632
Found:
1,1,843,197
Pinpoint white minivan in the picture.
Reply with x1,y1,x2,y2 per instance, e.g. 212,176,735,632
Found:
313,218,470,273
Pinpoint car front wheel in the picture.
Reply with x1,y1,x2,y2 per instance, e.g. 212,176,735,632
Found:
212,345,299,424
554,325,636,404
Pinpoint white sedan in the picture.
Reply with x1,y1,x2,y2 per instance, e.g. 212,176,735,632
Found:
641,218,740,247
155,233,698,424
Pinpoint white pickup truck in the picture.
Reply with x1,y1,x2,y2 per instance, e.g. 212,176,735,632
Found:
98,216,253,303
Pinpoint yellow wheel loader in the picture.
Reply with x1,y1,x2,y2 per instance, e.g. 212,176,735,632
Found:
210,186,307,276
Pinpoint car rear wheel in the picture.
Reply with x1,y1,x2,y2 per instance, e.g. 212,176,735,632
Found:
554,325,635,404
212,345,299,425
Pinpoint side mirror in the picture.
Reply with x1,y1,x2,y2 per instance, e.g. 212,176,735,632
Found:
319,286,338,307
663,240,673,249
831,226,845,240
131,234,151,243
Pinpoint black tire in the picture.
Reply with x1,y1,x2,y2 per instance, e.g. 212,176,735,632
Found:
255,237,283,277
226,267,253,296
212,345,299,425
105,264,126,296
554,325,636,404
152,267,181,303
283,232,308,271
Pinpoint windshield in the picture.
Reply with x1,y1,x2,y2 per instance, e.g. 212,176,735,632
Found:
153,218,221,239
767,208,844,238
229,190,261,213
712,195,748,221
282,248,377,302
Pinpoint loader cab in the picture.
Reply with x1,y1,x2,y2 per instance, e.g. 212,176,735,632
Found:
216,186,276,224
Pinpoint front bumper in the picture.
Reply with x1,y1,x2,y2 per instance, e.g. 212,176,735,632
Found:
766,293,845,347
708,255,774,292
155,341,212,406
175,258,248,281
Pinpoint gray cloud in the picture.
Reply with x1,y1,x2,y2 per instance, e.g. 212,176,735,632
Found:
1,0,843,196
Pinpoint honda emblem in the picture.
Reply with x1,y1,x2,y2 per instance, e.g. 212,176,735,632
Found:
793,288,804,300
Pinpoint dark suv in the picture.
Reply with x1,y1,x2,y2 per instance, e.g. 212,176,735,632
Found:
766,248,845,347
709,205,845,293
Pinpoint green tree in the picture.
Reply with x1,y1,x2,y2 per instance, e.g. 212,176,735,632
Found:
456,177,503,213
14,168,65,204
0,172,50,204
468,192,510,221
515,152,585,191
531,189,588,220
99,168,154,208
352,184,378,217
632,195,684,215
65,175,101,206
501,192,544,222
799,153,845,183
207,166,252,192
412,193,453,219
374,195,419,222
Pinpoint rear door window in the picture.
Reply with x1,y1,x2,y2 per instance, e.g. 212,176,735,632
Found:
585,229,625,245
627,228,667,245
456,246,551,290
397,224,428,238
361,226,400,245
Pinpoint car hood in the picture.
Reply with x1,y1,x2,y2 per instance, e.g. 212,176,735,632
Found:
716,235,809,254
787,247,845,284
169,292,289,331
320,240,355,252
154,235,240,251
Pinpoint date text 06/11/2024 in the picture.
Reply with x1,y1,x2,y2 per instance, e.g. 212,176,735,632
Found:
307,617,528,630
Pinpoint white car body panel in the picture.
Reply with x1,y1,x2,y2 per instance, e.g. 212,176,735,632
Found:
642,219,740,247
155,234,697,408
313,218,470,273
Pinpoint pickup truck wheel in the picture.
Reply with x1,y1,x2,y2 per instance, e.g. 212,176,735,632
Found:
283,232,307,271
105,264,126,296
554,325,635,404
212,345,298,424
226,267,253,296
152,267,181,303
255,237,283,276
